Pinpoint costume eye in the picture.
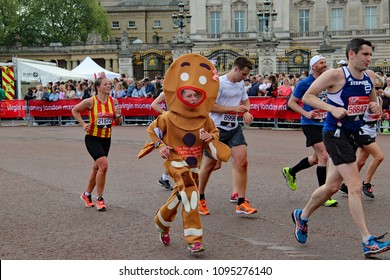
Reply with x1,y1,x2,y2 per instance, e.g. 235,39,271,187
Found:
199,76,207,85
180,72,189,81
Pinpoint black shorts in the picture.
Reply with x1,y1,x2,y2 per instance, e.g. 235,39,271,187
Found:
302,125,323,147
357,134,375,148
85,134,111,161
204,125,246,158
323,130,358,166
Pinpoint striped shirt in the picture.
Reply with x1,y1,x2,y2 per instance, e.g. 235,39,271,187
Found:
87,95,115,138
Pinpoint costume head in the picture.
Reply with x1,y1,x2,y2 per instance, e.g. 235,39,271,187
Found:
163,54,219,118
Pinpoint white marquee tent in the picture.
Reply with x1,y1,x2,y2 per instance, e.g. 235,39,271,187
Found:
72,56,121,80
9,57,88,99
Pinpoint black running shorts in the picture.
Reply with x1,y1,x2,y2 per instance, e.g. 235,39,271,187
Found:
204,125,246,158
302,125,324,147
85,134,111,161
357,134,376,148
322,130,358,166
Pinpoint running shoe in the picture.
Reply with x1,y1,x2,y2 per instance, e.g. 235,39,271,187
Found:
323,198,338,207
338,183,348,195
291,209,308,244
159,229,170,246
199,198,210,215
230,192,238,203
362,182,374,198
80,193,94,208
363,233,390,257
96,197,106,211
282,167,297,191
235,201,257,215
187,242,205,253
159,177,173,191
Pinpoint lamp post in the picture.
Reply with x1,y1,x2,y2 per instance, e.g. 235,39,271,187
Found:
172,1,192,43
170,1,193,60
256,0,279,75
257,0,278,41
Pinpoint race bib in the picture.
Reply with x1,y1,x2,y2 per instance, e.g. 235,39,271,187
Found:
97,117,112,128
221,113,237,127
314,110,327,120
347,96,370,116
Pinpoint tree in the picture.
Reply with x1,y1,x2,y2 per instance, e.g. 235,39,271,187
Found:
0,0,110,47
0,0,20,46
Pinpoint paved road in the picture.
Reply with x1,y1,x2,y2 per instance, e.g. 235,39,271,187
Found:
1,125,389,260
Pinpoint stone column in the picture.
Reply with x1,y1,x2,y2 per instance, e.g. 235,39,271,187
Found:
257,40,280,75
118,50,134,78
170,38,193,61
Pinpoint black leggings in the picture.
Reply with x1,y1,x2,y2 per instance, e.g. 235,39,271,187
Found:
85,135,111,161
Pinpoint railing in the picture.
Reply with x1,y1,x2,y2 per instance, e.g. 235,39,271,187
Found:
2,98,390,134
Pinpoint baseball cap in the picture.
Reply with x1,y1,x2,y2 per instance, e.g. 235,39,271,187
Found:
309,55,326,74
337,59,347,65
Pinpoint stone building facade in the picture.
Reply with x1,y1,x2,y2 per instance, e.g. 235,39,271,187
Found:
0,0,389,80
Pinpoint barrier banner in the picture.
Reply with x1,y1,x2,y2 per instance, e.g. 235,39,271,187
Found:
3,98,388,122
119,98,160,117
28,99,87,117
0,100,26,118
249,97,301,119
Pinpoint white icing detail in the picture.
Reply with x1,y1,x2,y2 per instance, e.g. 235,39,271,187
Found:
181,190,191,212
167,196,180,210
180,72,189,81
184,228,203,237
157,210,172,227
199,76,207,85
190,190,198,210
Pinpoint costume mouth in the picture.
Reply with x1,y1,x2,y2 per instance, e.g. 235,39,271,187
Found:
176,86,206,108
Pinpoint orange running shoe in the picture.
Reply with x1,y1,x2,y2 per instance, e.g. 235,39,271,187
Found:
235,201,257,215
199,198,210,215
80,193,94,208
96,197,107,211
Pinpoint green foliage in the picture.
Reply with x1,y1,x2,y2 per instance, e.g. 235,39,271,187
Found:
0,0,110,47
0,0,20,46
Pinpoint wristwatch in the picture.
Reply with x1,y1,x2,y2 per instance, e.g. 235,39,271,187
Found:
154,141,163,149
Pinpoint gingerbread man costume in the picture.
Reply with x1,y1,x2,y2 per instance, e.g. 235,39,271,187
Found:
138,54,231,250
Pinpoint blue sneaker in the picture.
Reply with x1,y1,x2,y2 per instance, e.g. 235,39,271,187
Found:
292,209,308,244
363,233,390,257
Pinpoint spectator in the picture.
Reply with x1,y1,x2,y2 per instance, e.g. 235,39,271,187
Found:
110,83,126,98
58,84,67,100
244,78,251,93
74,83,83,99
82,81,91,99
35,85,44,100
24,87,35,100
131,81,147,98
143,77,155,98
49,88,60,101
278,77,293,97
0,87,6,100
66,83,77,99
154,75,163,98
266,75,279,97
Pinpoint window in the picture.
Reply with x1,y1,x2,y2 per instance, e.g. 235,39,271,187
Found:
331,8,343,31
234,11,245,32
364,6,377,29
153,20,161,28
299,10,309,32
210,11,221,34
112,21,120,29
128,21,136,29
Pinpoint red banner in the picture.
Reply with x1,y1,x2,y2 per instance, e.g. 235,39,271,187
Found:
28,99,88,117
249,97,301,119
2,97,389,121
0,100,26,118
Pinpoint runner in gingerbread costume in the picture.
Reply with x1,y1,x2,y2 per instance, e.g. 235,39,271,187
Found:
138,53,231,253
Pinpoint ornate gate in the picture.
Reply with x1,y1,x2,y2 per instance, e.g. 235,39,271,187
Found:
133,50,170,81
201,45,254,74
284,47,311,75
